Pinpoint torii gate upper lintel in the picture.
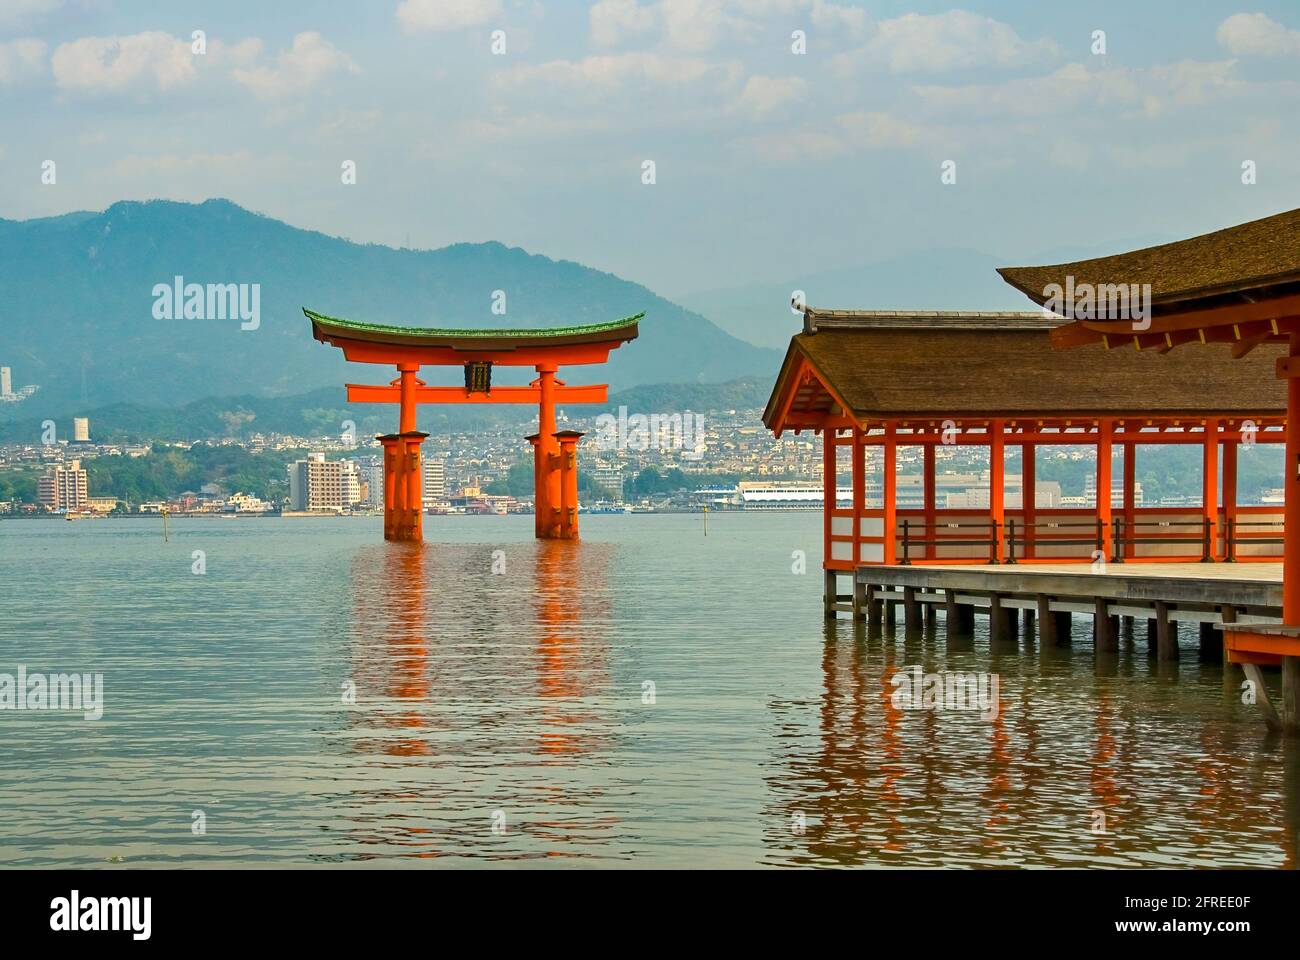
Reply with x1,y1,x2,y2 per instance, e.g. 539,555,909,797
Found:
306,308,641,542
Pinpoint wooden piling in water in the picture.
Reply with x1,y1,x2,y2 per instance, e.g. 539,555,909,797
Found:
1054,611,1073,646
1036,595,1054,645
1283,657,1300,735
944,589,972,644
1155,600,1178,662
1199,619,1224,662
1094,597,1117,652
868,584,883,626
989,594,1014,646
902,586,921,632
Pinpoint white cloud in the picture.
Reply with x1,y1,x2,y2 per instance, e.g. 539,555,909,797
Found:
232,32,358,99
396,0,503,34
738,110,925,164
318,107,382,139
588,0,869,52
585,0,770,53
834,110,924,148
659,0,756,53
809,0,868,38
733,74,806,118
0,37,45,84
912,60,1243,119
0,0,62,31
591,0,658,48
832,10,1058,77
51,32,197,94
493,50,737,98
1217,12,1300,57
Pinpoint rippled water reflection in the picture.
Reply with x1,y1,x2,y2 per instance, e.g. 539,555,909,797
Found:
1,514,1297,867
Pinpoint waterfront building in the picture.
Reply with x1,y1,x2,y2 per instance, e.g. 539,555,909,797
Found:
764,307,1284,575
37,459,89,512
736,481,851,510
227,492,273,513
1001,205,1300,729
287,454,361,512
423,457,446,507
357,456,384,508
590,465,625,502
0,367,10,398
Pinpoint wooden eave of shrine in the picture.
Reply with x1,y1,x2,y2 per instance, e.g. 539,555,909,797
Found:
996,207,1300,351
762,308,1286,436
306,308,642,365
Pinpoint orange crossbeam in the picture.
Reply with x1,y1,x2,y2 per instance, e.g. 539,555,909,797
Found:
346,383,608,405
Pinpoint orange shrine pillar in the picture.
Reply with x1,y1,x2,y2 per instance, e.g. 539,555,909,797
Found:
1096,418,1113,560
822,427,835,578
401,431,428,542
1223,435,1238,560
1286,332,1300,622
534,363,562,539
851,426,864,565
989,419,1005,562
525,433,542,536
554,430,583,540
1203,417,1220,560
878,421,899,564
1122,438,1136,560
923,441,936,561
379,433,401,540
883,422,897,564
1021,440,1035,560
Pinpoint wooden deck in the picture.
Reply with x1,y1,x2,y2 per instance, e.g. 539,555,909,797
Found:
876,562,1281,619
824,561,1284,659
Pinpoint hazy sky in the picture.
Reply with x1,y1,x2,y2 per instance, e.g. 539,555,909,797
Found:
2,0,1299,299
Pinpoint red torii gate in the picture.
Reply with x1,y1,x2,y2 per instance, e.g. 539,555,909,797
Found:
307,309,640,542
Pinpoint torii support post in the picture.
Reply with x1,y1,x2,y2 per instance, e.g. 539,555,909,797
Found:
554,430,583,540
535,363,562,539
378,430,428,542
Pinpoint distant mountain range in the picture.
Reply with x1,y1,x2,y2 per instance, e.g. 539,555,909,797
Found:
0,377,774,444
0,199,781,420
679,240,1179,349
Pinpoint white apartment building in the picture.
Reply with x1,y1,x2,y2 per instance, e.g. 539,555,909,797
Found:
423,457,446,507
38,460,89,512
287,454,361,512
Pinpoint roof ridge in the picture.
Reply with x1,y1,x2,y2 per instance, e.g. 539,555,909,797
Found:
798,304,1063,333
304,307,644,338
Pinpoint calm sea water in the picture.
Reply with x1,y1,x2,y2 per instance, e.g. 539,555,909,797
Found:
0,513,1297,868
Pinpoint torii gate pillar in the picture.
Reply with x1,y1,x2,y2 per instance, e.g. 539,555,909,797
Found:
379,429,428,542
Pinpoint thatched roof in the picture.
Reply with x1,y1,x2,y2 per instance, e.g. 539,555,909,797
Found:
764,309,1286,433
998,207,1300,317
